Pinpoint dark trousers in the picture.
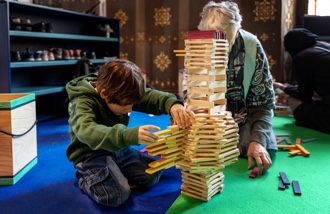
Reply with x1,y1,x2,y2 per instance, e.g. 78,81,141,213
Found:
75,147,162,207
294,99,330,134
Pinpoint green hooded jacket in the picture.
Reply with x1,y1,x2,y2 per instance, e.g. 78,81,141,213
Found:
66,73,183,166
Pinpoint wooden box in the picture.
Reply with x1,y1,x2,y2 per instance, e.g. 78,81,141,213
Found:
0,93,37,185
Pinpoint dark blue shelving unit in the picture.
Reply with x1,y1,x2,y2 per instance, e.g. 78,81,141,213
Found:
10,30,119,42
0,0,120,120
10,59,107,68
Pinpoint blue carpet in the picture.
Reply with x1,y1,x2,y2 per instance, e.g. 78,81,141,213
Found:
0,111,181,214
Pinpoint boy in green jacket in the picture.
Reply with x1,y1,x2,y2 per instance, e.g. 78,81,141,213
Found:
66,59,193,207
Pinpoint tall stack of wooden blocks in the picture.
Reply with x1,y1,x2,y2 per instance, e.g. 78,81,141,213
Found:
0,93,37,185
177,30,239,201
143,30,240,201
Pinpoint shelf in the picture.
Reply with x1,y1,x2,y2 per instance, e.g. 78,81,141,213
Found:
1,0,120,119
12,86,66,96
11,59,106,68
10,31,119,42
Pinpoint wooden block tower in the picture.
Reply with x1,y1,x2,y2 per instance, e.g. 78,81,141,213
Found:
173,30,239,201
142,30,240,201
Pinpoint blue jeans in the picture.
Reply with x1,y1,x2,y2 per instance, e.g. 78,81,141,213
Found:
75,147,162,207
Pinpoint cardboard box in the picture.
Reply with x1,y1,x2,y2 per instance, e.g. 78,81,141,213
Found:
0,93,37,185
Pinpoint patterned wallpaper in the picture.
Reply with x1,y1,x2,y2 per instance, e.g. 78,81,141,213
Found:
34,0,298,93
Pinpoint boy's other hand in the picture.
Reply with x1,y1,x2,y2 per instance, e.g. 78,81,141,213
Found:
138,125,160,144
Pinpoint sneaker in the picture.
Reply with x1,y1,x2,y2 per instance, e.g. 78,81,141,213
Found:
10,50,21,62
49,48,62,60
32,22,45,32
21,19,32,31
80,50,87,59
10,17,21,31
21,48,35,61
74,49,81,60
48,51,55,61
45,22,53,33
41,50,49,61
62,49,71,60
34,51,42,61
87,51,96,59
69,49,74,59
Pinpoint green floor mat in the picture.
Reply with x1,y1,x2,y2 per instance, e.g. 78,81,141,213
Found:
166,116,330,214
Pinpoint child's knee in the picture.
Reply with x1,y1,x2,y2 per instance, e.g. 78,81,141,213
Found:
80,167,132,207
96,185,131,207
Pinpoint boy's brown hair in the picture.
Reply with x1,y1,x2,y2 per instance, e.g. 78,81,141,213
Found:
96,59,145,105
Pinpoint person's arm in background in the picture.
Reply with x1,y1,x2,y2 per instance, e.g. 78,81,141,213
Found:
286,55,314,101
274,54,314,102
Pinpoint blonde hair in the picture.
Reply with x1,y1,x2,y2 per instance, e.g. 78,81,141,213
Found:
198,1,242,50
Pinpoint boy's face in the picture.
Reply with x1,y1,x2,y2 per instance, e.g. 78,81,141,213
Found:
99,88,134,115
106,102,133,115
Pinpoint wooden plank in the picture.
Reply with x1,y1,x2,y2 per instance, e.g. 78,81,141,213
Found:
187,99,214,108
173,50,186,52
148,156,178,168
278,178,286,190
279,172,290,186
249,167,258,178
145,160,176,174
288,149,301,156
295,144,310,156
292,180,302,195
277,145,296,149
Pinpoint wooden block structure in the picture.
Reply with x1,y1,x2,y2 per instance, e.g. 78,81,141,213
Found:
179,31,239,201
143,125,186,174
142,31,239,201
0,94,38,185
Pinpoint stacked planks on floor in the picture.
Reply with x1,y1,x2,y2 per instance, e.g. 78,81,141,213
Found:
143,30,240,201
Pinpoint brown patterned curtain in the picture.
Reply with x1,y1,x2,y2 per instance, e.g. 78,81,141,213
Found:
106,0,210,94
33,0,305,91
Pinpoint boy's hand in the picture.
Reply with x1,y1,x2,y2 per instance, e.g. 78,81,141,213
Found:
138,125,160,144
170,104,194,129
